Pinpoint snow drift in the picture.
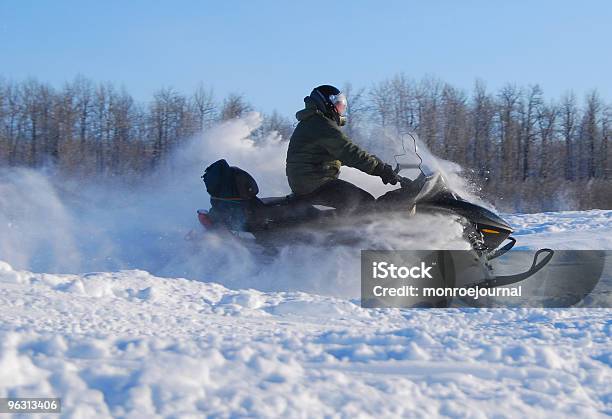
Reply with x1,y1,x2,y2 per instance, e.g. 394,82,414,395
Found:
0,244,610,417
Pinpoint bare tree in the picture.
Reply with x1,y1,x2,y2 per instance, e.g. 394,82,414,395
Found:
440,84,468,164
580,91,602,179
220,93,252,121
1,81,21,165
192,84,216,130
536,101,558,178
150,87,198,165
0,80,8,163
601,105,610,179
342,82,367,139
497,84,521,181
416,76,443,151
560,92,577,180
519,85,543,180
266,111,294,140
391,74,418,134
471,80,495,177
369,79,393,128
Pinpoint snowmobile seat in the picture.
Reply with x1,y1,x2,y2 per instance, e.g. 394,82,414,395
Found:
202,160,328,231
259,195,294,207
248,193,326,230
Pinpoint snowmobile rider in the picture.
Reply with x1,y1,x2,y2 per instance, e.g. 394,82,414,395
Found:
286,85,399,212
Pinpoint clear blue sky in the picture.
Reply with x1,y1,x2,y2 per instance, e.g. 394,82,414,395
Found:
1,0,610,116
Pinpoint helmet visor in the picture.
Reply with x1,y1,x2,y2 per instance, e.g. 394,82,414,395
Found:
329,93,347,115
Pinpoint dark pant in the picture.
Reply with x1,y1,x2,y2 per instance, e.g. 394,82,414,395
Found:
303,179,375,213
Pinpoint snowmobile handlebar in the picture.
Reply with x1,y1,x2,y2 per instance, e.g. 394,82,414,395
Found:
394,163,424,189
395,163,422,171
395,173,421,191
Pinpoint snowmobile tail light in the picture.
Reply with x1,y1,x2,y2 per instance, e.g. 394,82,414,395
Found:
197,209,214,229
481,228,500,234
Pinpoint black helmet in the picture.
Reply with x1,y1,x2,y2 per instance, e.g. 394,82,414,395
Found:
309,85,348,127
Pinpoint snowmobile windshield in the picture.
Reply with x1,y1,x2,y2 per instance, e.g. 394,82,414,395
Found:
393,133,434,179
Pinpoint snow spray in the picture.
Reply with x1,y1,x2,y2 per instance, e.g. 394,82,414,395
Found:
0,113,469,297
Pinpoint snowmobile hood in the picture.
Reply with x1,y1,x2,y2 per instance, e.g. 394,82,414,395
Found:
295,97,322,121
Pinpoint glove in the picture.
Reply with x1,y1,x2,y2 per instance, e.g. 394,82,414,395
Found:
373,161,398,185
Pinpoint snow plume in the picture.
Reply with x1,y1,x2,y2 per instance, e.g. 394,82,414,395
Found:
0,168,81,272
404,135,493,210
0,114,469,297
348,128,492,210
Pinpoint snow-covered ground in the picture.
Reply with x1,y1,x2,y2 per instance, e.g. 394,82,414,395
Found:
506,210,612,250
0,210,611,418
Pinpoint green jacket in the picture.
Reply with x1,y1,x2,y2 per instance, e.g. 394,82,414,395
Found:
286,97,380,195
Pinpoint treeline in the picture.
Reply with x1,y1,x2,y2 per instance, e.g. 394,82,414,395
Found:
346,76,610,211
0,76,293,177
0,75,610,211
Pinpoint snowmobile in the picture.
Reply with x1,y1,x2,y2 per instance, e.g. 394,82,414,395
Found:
194,135,556,293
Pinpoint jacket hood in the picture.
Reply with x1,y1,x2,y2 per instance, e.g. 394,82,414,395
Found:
295,96,321,122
